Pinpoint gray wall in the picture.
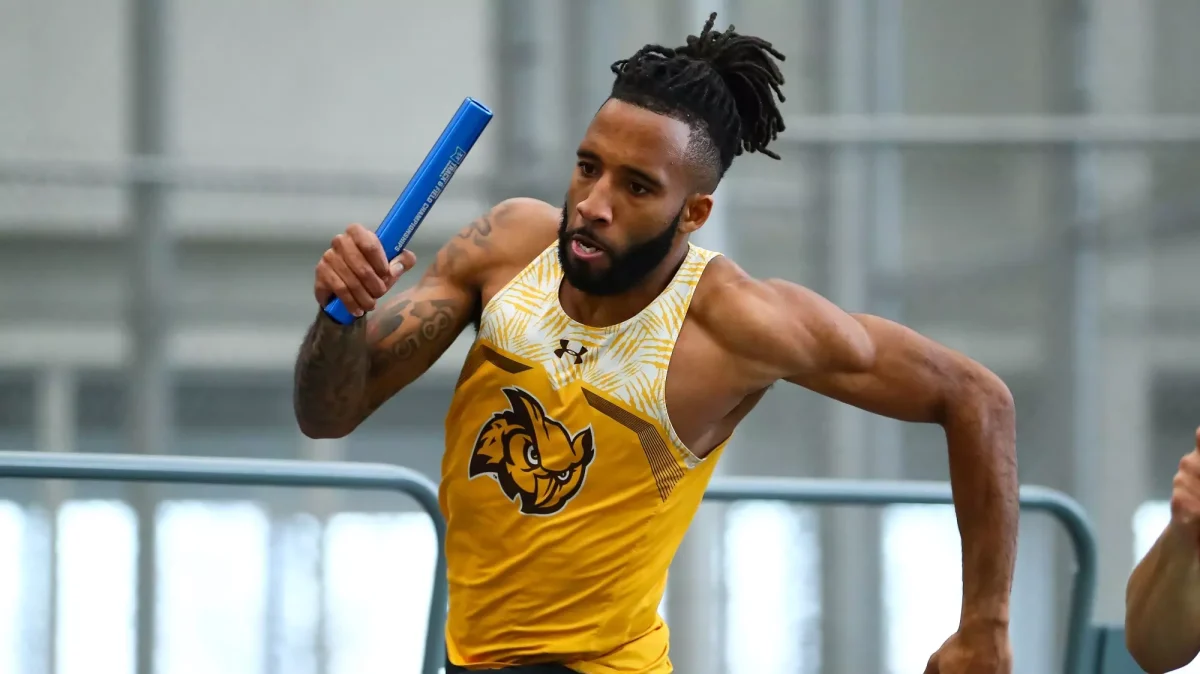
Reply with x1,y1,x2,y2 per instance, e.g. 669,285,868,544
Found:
3,1,1200,673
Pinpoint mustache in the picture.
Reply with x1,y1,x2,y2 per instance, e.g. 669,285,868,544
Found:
563,226,612,254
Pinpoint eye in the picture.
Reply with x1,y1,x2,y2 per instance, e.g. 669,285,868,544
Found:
577,161,597,177
629,182,649,196
554,470,571,483
525,445,540,466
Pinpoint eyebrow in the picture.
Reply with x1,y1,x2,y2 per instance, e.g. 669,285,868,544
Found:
577,149,666,191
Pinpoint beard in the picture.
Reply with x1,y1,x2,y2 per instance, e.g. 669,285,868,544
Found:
557,202,683,297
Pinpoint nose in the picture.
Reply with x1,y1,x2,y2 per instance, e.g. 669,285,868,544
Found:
575,180,613,226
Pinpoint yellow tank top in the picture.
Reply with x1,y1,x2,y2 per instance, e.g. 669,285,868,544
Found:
439,241,728,673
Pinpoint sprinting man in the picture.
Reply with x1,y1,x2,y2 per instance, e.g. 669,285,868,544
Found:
293,13,1017,674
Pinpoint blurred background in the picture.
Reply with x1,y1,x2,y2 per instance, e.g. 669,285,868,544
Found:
1,0,1198,672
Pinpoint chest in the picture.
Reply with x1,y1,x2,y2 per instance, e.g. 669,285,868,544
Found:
473,245,752,459
476,303,755,459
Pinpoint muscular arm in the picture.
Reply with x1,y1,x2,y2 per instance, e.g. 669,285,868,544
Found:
716,275,1018,628
796,312,1018,628
1125,521,1200,672
292,206,501,438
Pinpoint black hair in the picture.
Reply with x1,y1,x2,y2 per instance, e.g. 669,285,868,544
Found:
608,12,786,190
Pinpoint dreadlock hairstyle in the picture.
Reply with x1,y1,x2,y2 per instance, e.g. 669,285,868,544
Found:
609,12,786,189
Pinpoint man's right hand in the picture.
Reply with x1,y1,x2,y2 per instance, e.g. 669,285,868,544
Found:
1170,428,1200,541
314,223,418,318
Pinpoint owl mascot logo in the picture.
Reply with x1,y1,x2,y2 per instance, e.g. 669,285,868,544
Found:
468,387,596,515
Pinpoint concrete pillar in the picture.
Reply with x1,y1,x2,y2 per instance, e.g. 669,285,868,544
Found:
661,3,733,672
301,434,345,674
818,1,895,672
491,0,552,203
687,0,731,264
1006,514,1058,672
264,509,283,674
35,367,75,674
563,1,619,145
127,2,175,673
1073,0,1155,624
865,0,906,490
867,0,917,664
1090,336,1151,621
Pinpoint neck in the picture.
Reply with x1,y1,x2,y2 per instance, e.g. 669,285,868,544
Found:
559,245,690,327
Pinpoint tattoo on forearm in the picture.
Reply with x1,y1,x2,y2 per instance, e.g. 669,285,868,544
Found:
409,299,460,351
293,313,370,434
293,206,499,433
367,299,412,343
368,297,461,377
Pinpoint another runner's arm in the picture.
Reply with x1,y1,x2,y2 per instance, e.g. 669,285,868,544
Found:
716,274,1018,630
1125,435,1200,673
293,201,513,439
1124,518,1200,672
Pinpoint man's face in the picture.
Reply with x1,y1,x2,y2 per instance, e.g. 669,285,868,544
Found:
557,200,680,296
558,99,712,296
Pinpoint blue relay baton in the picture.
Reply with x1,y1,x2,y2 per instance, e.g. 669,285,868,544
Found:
323,96,494,325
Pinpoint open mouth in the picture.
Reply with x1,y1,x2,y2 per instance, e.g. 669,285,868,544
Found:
570,233,608,261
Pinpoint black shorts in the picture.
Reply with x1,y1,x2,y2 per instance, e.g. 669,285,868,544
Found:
445,660,576,673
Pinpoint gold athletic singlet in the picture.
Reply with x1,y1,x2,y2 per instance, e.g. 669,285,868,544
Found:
439,242,728,673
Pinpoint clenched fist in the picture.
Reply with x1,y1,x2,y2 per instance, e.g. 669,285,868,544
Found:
1170,428,1200,539
923,621,1012,674
314,223,417,318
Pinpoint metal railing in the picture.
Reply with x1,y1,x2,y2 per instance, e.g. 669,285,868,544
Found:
0,451,449,674
0,453,1098,674
705,477,1098,674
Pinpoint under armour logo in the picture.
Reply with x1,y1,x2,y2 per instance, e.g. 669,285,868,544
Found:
554,339,588,365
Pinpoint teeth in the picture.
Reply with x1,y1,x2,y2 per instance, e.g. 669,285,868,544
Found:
578,242,597,253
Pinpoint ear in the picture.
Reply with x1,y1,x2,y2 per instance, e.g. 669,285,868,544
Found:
572,427,595,461
502,387,545,429
677,193,714,235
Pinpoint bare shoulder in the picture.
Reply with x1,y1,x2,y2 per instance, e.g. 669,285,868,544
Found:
423,196,560,290
688,255,876,387
490,196,562,267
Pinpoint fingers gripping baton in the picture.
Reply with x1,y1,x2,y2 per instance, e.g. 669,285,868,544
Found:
323,97,494,325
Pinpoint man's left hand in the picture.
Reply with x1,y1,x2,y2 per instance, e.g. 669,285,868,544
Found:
923,622,1013,674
